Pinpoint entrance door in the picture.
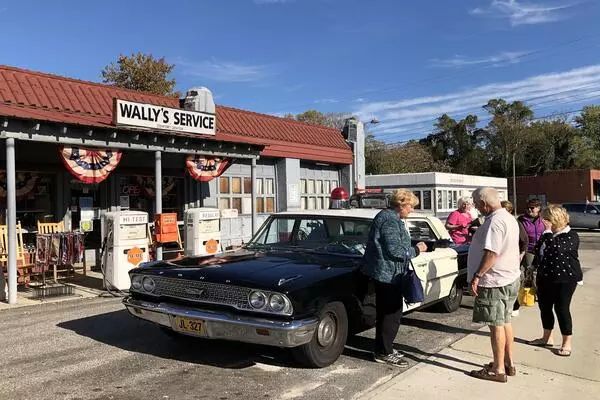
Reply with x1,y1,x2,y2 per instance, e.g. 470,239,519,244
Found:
70,181,102,248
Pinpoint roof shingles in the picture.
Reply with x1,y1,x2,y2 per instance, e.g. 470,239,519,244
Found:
0,65,352,164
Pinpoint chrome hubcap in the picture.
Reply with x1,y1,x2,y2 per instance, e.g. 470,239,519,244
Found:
317,313,337,347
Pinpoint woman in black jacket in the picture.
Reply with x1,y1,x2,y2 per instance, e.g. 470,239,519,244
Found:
528,204,582,357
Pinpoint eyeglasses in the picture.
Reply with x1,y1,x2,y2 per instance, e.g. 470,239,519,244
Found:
528,206,539,210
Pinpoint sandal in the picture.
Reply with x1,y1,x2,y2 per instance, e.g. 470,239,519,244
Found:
528,338,554,347
556,348,571,357
484,362,516,376
470,368,507,383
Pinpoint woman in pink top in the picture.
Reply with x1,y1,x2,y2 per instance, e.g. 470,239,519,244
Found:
445,196,474,245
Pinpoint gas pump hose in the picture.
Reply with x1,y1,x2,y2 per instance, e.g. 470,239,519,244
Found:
98,231,127,298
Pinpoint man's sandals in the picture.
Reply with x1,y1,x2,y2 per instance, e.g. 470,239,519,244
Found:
469,368,508,383
483,362,516,376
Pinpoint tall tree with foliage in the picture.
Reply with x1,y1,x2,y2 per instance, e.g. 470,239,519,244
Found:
102,53,178,96
573,105,600,168
292,110,353,130
523,120,577,174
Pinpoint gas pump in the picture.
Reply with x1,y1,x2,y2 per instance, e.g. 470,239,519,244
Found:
103,210,149,290
184,208,221,256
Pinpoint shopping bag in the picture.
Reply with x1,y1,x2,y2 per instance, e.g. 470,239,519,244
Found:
518,286,536,307
402,265,424,305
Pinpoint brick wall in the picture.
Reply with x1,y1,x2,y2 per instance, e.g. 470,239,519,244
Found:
508,169,598,213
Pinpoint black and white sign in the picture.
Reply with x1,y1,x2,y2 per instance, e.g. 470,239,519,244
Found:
113,99,216,136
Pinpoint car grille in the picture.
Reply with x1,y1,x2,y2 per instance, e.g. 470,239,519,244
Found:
151,276,253,310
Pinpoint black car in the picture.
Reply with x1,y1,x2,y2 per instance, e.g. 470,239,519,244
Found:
123,209,466,368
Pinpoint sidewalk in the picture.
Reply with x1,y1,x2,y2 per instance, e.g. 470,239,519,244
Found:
361,250,600,400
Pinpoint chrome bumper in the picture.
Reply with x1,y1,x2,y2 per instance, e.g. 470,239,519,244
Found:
122,297,318,348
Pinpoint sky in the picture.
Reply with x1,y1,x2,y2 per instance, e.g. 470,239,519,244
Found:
1,0,600,143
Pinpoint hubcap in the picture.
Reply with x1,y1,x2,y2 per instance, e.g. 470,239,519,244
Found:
449,284,457,301
317,313,337,347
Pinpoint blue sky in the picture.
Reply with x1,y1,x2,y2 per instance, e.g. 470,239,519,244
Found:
1,0,600,143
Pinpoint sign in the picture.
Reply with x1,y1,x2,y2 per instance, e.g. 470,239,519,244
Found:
120,214,148,225
80,220,93,232
114,99,216,136
126,247,144,266
122,185,141,196
205,239,219,254
120,195,130,209
288,184,299,203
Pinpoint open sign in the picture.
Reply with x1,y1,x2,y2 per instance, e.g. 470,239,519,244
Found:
122,185,141,196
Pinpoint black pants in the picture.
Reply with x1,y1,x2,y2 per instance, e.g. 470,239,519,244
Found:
537,279,577,336
374,280,404,355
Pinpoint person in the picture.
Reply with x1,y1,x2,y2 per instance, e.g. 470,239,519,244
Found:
517,199,545,295
467,187,521,383
528,205,582,357
362,189,428,368
445,196,474,245
501,200,529,316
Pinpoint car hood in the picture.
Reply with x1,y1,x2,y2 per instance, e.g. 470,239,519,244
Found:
133,248,358,291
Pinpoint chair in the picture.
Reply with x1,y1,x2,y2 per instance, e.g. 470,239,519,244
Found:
37,221,65,235
0,222,35,286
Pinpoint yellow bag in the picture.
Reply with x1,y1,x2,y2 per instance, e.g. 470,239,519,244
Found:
518,287,536,307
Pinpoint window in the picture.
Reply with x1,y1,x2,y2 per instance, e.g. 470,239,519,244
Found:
405,220,438,241
218,176,276,215
423,190,432,210
437,189,461,210
413,191,422,210
300,178,338,210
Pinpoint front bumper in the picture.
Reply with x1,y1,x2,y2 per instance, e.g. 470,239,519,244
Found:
123,297,318,348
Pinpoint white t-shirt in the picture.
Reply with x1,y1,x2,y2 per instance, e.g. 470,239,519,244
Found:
467,208,521,288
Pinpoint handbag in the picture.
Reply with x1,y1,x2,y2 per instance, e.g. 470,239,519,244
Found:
402,263,425,305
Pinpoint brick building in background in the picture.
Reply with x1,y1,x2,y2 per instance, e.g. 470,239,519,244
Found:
509,169,600,213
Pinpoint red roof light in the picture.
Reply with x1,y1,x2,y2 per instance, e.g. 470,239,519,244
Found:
330,187,349,200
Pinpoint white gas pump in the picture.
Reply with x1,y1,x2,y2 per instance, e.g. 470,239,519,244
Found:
103,210,149,290
184,208,222,256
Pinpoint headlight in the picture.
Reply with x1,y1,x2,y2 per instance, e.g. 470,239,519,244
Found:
269,294,286,312
131,275,143,291
142,276,156,293
249,291,267,309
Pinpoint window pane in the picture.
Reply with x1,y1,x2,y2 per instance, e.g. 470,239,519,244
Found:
413,191,422,210
219,177,229,194
437,190,443,210
301,197,307,210
308,197,316,210
301,179,307,194
265,197,275,213
423,190,432,210
265,178,274,195
219,198,230,210
332,180,338,189
243,177,252,194
232,177,242,194
256,198,264,213
317,197,324,210
232,198,242,213
242,197,252,214
315,180,323,194
256,178,263,195
324,180,331,195
307,180,315,194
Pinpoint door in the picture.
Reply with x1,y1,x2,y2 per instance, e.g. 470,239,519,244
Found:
409,248,458,311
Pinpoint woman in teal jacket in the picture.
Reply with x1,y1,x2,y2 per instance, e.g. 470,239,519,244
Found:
362,189,427,368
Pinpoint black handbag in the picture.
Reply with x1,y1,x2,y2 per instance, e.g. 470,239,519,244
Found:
402,263,425,305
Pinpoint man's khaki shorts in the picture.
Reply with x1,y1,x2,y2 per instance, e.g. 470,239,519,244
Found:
473,279,520,326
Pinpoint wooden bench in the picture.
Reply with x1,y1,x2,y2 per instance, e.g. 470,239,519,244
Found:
0,223,35,286
37,221,65,235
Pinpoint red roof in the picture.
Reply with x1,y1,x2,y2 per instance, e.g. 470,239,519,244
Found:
0,65,352,164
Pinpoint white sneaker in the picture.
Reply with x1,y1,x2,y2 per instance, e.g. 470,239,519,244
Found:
512,310,520,317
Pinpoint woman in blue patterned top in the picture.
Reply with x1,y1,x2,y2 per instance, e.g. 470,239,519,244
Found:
362,189,428,368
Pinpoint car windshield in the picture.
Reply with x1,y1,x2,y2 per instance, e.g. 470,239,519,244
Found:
246,216,372,257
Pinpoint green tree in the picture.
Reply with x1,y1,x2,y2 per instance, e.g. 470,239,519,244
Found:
292,110,353,129
573,105,600,168
523,120,577,174
102,52,178,96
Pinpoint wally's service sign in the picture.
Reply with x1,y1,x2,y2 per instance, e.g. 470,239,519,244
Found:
113,99,216,136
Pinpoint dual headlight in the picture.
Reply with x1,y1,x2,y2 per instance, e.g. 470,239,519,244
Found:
248,290,292,315
131,275,155,293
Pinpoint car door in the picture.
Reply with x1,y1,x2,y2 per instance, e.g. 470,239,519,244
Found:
564,204,584,228
585,204,600,229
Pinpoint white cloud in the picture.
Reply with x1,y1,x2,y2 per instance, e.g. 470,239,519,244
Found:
177,58,277,83
355,64,600,140
314,98,340,104
471,0,577,26
431,51,529,68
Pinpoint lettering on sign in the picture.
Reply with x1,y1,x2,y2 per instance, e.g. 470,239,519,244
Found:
122,185,141,196
120,214,148,225
113,99,216,136
126,247,144,266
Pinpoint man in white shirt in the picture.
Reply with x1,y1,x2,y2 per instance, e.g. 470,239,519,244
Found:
467,187,521,383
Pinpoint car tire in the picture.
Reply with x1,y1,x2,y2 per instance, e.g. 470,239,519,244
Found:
292,301,348,368
440,278,463,313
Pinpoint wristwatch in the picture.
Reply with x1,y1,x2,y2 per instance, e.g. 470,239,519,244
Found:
474,272,483,279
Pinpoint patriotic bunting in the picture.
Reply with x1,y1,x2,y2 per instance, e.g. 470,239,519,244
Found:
186,155,233,182
59,146,122,184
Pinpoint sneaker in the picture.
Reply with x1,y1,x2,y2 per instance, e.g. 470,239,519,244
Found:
392,349,405,358
511,310,520,317
373,352,409,368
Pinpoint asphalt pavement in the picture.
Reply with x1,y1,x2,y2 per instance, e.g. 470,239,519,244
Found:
0,230,597,400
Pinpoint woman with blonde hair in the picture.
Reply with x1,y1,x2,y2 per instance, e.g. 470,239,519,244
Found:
362,189,428,367
528,204,582,357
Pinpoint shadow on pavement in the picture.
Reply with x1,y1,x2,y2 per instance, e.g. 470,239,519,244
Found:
57,309,297,369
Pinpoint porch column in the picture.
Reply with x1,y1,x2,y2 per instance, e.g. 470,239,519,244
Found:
155,151,163,260
251,158,257,235
6,138,17,304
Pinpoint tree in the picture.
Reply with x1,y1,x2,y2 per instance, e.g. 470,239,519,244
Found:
101,52,178,96
295,110,329,126
523,120,577,174
290,110,354,130
573,105,600,168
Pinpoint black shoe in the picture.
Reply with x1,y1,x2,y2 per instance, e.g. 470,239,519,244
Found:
373,352,409,368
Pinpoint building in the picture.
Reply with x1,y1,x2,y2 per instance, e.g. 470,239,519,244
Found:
366,172,508,218
0,65,355,304
510,169,600,213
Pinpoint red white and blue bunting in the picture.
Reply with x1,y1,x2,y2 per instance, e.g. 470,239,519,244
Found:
59,146,122,184
0,171,39,199
186,155,233,182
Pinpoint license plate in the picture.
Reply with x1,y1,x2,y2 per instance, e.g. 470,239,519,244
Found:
173,316,206,336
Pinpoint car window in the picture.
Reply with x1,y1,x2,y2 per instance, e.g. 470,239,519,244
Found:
264,219,295,244
564,204,586,213
586,205,600,214
298,219,327,242
405,220,437,241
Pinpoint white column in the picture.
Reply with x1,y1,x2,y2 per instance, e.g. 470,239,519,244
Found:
251,158,257,235
6,138,17,304
155,151,163,260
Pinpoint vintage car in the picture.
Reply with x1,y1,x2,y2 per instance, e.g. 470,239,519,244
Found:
123,209,468,368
